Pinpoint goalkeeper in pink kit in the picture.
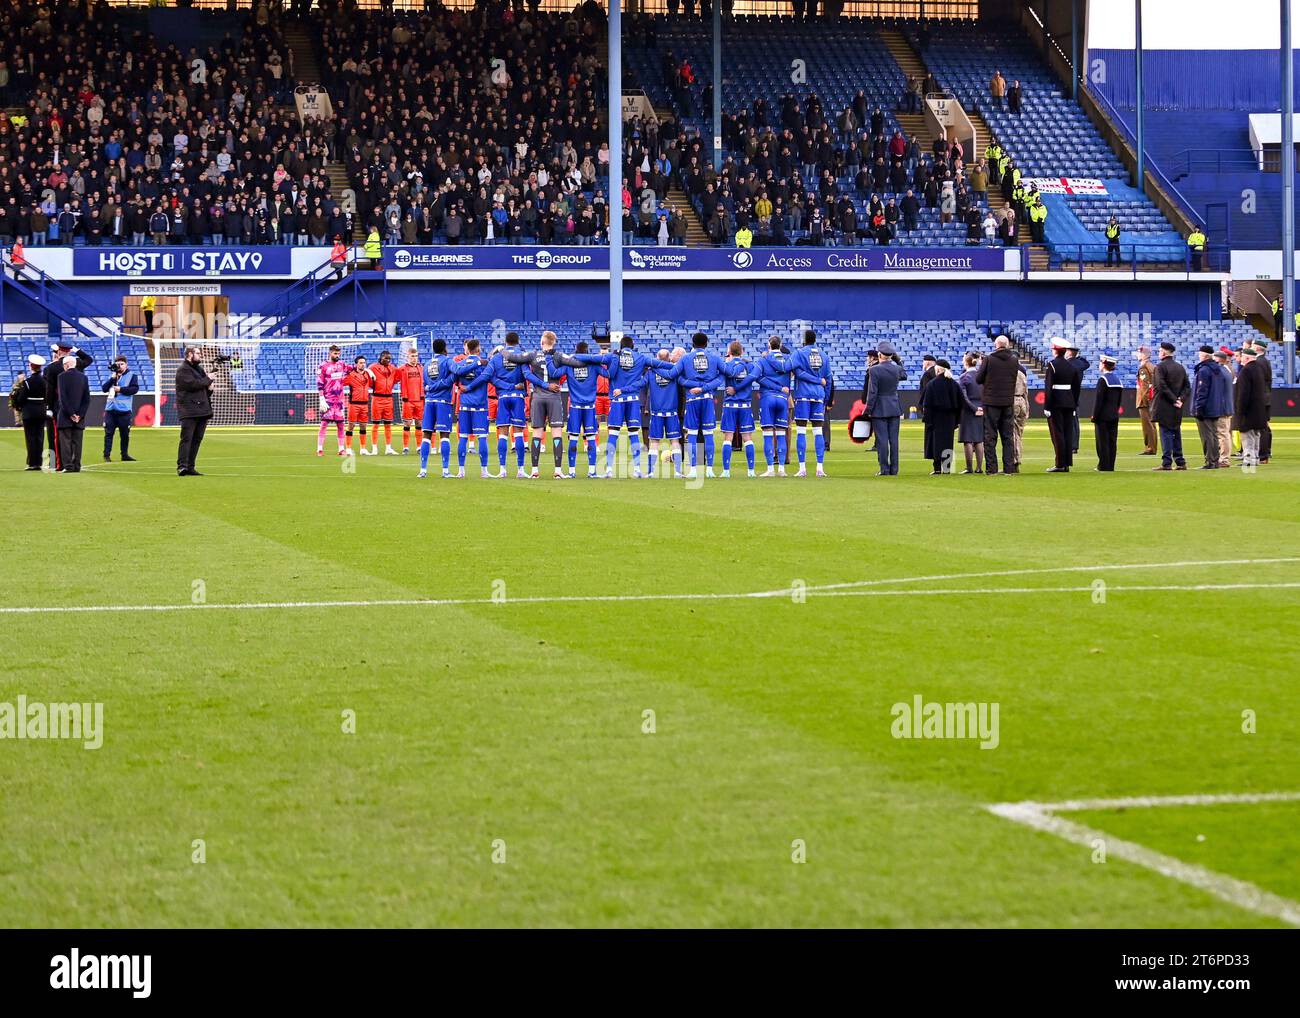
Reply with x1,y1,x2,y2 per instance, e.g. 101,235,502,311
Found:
316,344,348,455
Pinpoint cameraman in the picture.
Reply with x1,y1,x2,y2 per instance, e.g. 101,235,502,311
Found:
102,355,139,462
175,346,214,476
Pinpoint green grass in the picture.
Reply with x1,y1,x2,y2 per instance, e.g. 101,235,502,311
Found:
1,421,1298,928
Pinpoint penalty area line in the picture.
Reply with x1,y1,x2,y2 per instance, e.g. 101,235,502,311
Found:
2,580,1299,616
986,793,1300,927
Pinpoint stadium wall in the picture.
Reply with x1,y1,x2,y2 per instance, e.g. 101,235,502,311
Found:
4,279,1222,333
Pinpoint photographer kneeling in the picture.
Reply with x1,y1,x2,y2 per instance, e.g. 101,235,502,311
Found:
175,346,214,476
102,355,139,462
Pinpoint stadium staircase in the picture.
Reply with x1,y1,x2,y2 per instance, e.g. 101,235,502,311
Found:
232,256,387,339
280,22,363,242
0,260,119,339
880,28,1043,268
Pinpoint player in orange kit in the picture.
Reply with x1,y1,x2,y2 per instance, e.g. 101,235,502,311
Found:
397,346,425,454
343,355,374,455
368,349,400,454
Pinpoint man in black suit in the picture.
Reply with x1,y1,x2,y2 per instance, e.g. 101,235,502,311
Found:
1250,338,1273,462
917,353,937,462
10,353,49,470
55,355,90,473
1151,341,1191,470
43,341,94,472
175,347,215,476
974,335,1021,474
1043,339,1080,472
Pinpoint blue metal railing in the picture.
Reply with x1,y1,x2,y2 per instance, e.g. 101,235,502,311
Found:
234,252,351,338
1027,242,1229,278
1161,149,1264,180
1,254,114,337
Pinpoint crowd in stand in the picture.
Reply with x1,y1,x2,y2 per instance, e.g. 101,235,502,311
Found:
0,2,1048,254
0,0,342,249
320,1,614,246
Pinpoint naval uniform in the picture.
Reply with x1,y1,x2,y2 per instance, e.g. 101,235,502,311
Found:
11,368,50,468
1091,368,1122,471
1043,354,1080,470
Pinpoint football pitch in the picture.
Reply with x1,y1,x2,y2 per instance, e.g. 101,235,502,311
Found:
1,421,1297,928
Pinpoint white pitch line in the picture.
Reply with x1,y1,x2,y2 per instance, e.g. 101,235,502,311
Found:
986,794,1300,927
798,557,1300,594
2,581,1298,617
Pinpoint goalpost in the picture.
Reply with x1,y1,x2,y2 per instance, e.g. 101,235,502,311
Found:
152,334,427,427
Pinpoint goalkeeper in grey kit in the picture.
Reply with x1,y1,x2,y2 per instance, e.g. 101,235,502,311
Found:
506,330,584,479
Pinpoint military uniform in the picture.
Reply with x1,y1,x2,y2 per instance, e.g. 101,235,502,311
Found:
1043,348,1079,471
1136,358,1158,454
10,358,50,469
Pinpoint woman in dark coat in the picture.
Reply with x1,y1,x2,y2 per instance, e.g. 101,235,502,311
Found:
957,351,985,473
919,358,963,474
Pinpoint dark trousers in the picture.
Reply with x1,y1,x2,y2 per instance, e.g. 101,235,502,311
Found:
1070,411,1080,453
872,416,900,475
983,405,1016,473
1195,417,1220,467
1106,241,1120,265
1047,411,1073,468
58,424,84,472
178,416,209,473
22,418,45,467
143,310,154,335
1159,422,1186,467
104,409,132,458
1094,420,1118,471
1260,421,1272,460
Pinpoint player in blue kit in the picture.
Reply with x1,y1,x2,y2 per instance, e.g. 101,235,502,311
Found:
720,341,759,478
663,331,725,478
647,348,685,477
755,337,793,477
484,332,529,478
789,329,832,478
561,341,602,477
575,335,662,478
419,338,458,478
447,339,493,478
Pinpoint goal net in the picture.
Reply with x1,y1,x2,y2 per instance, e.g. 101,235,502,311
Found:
153,335,426,427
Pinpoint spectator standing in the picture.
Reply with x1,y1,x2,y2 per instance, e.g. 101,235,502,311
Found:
918,359,962,474
1235,345,1268,469
975,335,1019,474
1008,79,1023,115
1151,341,1191,470
1251,338,1273,462
1187,226,1207,271
175,346,214,477
102,355,139,462
1191,344,1228,468
957,352,984,473
990,70,1007,110
1213,348,1235,467
55,355,90,473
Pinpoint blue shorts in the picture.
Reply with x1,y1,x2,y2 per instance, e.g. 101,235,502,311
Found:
608,399,642,430
759,393,790,430
495,394,526,428
794,398,825,423
682,397,717,433
567,405,598,436
721,403,755,434
422,400,453,433
649,412,682,441
458,406,489,437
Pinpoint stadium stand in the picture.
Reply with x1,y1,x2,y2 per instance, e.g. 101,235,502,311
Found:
624,14,997,248
912,22,1187,262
